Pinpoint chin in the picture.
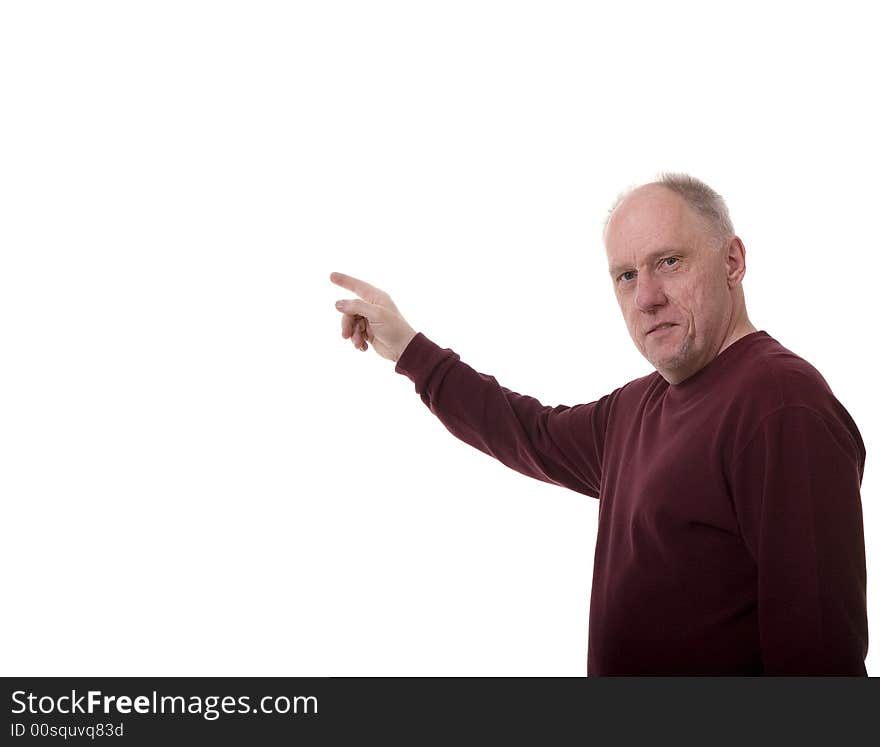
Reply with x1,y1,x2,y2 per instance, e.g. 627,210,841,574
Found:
655,341,694,373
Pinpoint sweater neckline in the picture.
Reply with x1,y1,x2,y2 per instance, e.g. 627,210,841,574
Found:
662,330,770,398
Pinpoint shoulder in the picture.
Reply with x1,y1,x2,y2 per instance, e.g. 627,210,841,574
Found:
608,368,665,408
731,333,836,412
729,333,865,464
570,369,661,431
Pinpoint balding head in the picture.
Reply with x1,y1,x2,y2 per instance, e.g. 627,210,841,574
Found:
603,173,734,251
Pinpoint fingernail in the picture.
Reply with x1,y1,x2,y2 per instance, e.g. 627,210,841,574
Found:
335,301,343,310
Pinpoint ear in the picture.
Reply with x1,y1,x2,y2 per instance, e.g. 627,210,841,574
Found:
723,236,747,288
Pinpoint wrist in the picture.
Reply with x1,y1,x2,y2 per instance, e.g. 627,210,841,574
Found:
394,330,418,363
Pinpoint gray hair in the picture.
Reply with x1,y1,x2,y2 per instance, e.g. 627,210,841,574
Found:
603,172,735,248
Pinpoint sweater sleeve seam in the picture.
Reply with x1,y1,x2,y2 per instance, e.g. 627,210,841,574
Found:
730,403,838,467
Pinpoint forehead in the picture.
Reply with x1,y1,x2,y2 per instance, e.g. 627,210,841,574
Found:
604,185,707,266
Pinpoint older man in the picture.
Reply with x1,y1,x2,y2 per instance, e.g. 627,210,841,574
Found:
330,173,868,676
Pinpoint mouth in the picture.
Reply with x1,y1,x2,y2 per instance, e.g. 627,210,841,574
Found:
646,322,677,336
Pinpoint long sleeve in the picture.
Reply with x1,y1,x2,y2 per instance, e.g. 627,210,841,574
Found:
729,404,868,675
395,332,612,498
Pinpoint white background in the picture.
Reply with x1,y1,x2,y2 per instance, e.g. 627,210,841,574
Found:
1,1,876,676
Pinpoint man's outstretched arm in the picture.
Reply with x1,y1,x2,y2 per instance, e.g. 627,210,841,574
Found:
330,272,610,498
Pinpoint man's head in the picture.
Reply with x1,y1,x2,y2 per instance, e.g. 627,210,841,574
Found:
603,173,753,385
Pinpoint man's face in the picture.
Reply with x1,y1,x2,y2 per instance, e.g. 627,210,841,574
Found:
604,185,737,384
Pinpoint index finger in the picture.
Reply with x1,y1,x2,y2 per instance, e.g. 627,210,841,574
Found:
329,271,385,303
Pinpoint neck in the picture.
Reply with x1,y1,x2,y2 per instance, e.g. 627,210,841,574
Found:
718,314,757,355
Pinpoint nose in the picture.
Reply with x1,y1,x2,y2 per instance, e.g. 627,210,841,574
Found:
635,273,667,313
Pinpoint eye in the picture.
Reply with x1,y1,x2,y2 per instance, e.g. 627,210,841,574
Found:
618,270,636,283
661,257,679,268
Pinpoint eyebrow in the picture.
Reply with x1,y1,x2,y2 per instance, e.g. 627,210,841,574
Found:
608,247,684,277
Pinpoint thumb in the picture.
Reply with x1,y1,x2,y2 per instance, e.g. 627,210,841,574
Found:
335,298,383,322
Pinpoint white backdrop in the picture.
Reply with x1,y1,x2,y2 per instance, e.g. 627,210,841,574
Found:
1,1,876,676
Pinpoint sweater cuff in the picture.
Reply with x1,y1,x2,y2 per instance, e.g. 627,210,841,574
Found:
394,332,454,390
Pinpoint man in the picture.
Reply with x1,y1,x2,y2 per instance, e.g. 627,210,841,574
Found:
330,173,868,676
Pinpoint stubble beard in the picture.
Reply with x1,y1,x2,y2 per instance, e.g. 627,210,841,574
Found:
646,329,694,376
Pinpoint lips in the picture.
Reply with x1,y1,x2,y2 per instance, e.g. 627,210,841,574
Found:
647,323,677,335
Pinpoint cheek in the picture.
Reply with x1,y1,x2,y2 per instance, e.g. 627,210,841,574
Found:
670,275,711,313
620,303,637,325
685,282,725,331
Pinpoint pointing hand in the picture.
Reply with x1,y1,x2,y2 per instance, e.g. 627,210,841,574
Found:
330,272,417,362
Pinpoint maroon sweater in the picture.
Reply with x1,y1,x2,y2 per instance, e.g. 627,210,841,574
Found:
395,330,868,676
